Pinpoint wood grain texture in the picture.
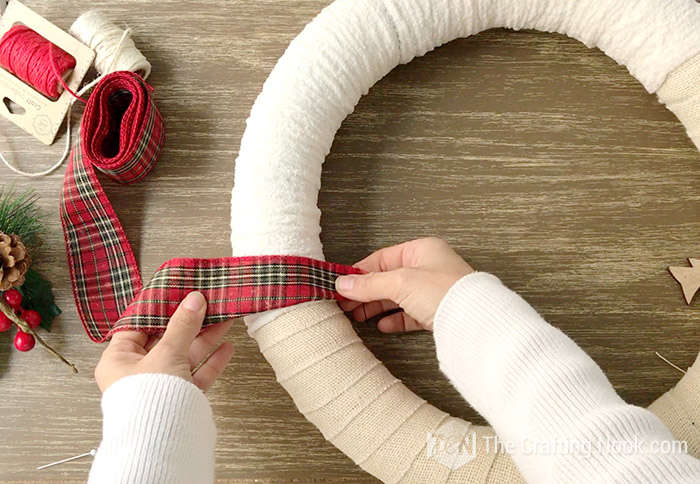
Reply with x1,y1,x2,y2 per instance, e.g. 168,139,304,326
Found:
1,1,699,482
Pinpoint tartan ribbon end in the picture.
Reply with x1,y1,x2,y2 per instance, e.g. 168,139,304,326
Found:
88,256,361,342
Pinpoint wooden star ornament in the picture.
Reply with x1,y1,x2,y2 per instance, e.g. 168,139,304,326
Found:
669,258,700,304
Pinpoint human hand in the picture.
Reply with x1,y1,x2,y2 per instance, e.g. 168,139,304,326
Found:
94,291,235,393
336,237,474,332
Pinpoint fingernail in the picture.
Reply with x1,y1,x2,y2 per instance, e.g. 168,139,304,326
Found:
182,291,206,311
336,275,356,292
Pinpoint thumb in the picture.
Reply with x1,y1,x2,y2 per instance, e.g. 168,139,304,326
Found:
159,291,207,353
335,270,404,303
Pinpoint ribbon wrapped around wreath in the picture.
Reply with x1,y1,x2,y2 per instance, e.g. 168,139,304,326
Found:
60,71,359,342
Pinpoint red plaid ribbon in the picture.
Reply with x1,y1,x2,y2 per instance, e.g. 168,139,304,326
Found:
61,71,359,343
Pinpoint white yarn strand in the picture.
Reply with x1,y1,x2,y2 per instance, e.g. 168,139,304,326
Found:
0,16,146,177
0,110,72,177
655,351,688,374
70,10,151,78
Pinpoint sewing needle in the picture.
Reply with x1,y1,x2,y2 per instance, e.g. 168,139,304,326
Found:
37,448,97,470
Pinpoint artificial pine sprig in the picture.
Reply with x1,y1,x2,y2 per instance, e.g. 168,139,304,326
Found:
0,187,45,248
0,188,61,331
0,187,69,370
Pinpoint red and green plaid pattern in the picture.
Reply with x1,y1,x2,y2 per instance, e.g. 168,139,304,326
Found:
114,256,359,341
61,71,360,343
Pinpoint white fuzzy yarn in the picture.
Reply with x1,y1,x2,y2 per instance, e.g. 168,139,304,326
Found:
231,0,700,262
70,11,151,79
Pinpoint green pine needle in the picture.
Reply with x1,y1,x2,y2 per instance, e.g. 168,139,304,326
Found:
0,187,59,331
0,186,45,247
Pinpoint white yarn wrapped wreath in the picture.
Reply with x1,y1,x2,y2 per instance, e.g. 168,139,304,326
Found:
231,0,700,482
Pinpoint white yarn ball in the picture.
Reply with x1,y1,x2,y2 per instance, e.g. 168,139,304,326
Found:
70,10,152,79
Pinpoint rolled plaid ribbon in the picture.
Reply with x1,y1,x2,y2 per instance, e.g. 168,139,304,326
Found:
61,71,359,342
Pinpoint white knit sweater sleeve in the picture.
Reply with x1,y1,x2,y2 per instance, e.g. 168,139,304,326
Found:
434,272,700,484
88,373,216,484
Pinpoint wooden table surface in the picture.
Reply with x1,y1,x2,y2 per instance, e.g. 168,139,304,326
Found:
1,1,699,482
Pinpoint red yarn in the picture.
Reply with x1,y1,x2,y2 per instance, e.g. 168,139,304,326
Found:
0,25,76,100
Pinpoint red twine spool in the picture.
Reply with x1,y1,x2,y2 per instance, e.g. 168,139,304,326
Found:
0,25,76,99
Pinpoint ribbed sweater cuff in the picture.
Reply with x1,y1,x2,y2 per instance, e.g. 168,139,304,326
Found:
433,272,700,484
433,272,618,418
88,374,216,484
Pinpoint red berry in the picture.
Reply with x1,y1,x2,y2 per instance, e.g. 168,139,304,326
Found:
0,313,12,332
3,289,22,309
21,309,41,329
14,331,35,352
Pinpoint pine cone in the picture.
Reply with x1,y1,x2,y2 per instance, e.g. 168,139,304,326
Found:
0,231,31,291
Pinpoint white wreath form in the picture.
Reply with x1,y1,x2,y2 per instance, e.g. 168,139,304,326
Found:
231,0,700,482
